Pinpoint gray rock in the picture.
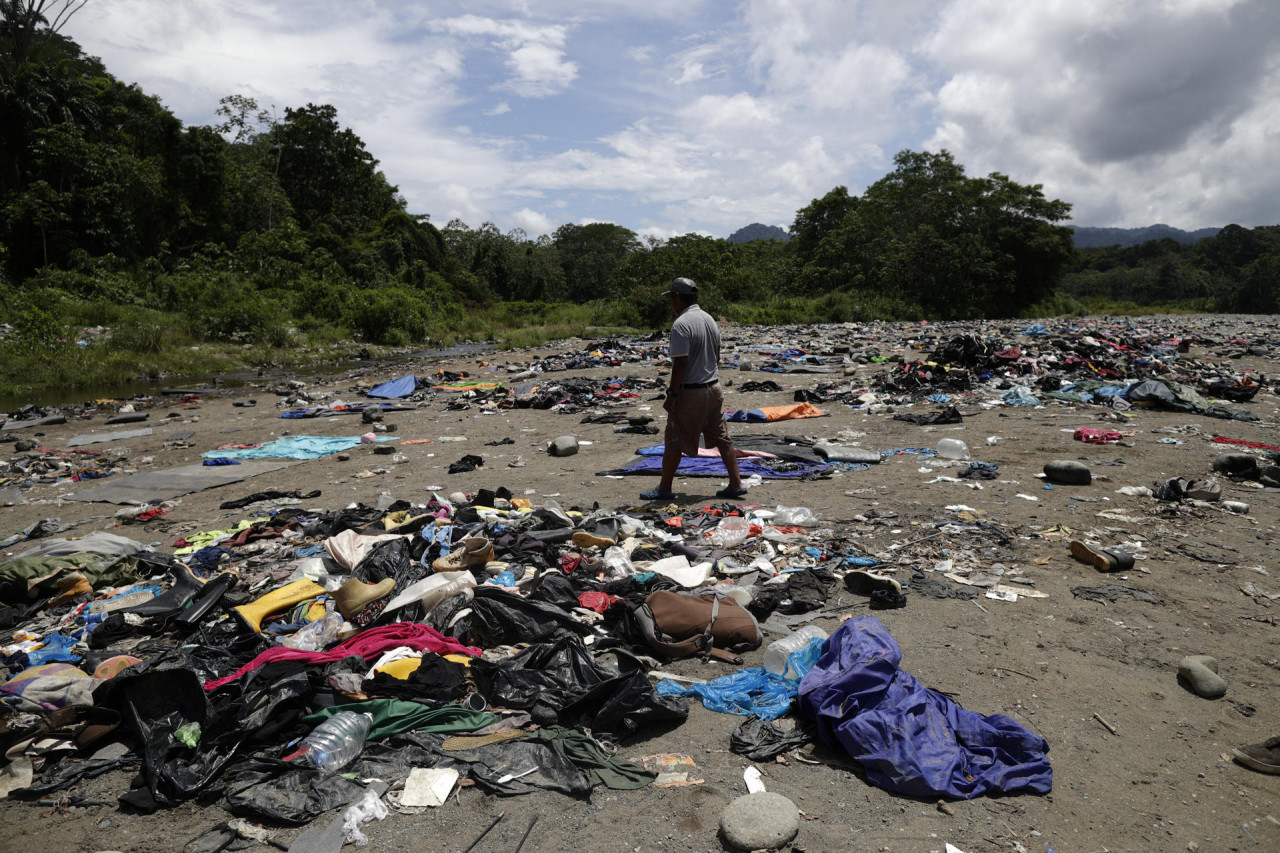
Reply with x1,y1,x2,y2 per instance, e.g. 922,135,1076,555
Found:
1212,453,1259,478
719,792,800,851
1178,654,1227,698
1043,459,1091,485
549,435,579,457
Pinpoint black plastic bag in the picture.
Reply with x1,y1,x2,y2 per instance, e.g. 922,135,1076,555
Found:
221,757,367,825
730,714,814,761
456,587,591,646
528,570,579,611
472,636,686,740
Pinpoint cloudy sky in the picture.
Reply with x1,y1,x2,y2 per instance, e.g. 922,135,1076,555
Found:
62,0,1280,239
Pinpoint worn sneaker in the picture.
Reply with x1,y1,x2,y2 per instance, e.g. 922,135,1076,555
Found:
1232,736,1280,774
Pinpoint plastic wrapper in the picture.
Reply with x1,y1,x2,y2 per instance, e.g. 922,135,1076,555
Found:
342,788,388,847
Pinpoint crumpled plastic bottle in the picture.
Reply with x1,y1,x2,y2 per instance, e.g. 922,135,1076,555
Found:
296,711,374,774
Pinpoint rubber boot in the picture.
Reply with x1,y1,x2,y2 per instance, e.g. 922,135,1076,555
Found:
573,517,621,549
233,578,325,633
333,577,395,621
121,563,208,618
174,571,238,626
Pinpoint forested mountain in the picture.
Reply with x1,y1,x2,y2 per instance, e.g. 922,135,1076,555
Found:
1070,224,1221,249
727,223,789,243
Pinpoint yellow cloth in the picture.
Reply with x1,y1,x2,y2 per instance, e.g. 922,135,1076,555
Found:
374,657,423,680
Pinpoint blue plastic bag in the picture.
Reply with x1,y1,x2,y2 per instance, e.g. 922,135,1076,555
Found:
657,638,824,720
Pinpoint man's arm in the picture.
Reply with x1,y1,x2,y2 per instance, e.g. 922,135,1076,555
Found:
664,355,688,413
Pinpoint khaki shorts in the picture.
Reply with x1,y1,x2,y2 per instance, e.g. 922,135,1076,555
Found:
665,384,733,457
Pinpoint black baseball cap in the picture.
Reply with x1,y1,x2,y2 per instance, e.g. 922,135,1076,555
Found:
663,277,698,298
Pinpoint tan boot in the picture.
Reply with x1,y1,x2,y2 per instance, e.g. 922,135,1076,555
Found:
333,577,395,621
434,536,494,571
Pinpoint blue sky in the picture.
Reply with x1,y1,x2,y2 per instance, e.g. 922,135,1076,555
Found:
63,1,1280,239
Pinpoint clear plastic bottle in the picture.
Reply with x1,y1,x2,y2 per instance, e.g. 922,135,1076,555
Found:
762,625,828,677
297,711,374,773
936,438,970,460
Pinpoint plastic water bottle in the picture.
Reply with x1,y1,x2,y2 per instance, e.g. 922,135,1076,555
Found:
297,711,374,773
936,438,970,460
762,625,828,677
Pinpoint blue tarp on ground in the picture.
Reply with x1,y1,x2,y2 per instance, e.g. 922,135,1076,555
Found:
798,616,1052,799
201,435,390,461
367,374,417,399
600,454,828,479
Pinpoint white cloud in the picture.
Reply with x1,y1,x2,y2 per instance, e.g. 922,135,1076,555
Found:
59,1,1280,238
428,15,579,97
922,0,1280,226
512,207,554,236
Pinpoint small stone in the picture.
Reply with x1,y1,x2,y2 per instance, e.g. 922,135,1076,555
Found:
337,454,350,462
937,801,955,816
720,792,800,851
549,435,579,457
1043,459,1091,485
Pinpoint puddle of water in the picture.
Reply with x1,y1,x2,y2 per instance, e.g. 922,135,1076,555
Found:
0,342,495,412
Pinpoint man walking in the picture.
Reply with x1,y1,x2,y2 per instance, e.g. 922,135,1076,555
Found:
641,277,747,502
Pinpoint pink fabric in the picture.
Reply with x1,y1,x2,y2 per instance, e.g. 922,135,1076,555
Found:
693,448,776,459
1074,427,1123,444
203,623,480,692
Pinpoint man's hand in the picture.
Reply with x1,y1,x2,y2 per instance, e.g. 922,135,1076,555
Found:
663,394,677,414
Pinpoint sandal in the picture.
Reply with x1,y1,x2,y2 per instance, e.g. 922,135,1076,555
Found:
640,488,677,501
715,487,749,499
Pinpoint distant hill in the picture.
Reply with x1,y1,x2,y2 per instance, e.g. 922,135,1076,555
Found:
1070,224,1221,249
727,223,790,243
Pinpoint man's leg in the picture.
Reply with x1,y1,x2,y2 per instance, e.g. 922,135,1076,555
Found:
654,396,691,495
704,387,743,491
718,439,743,491
657,440,682,494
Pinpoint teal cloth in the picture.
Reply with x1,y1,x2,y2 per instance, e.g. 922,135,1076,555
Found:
201,435,390,461
300,700,498,740
524,726,656,790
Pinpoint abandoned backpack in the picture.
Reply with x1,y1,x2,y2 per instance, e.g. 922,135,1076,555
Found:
632,590,762,664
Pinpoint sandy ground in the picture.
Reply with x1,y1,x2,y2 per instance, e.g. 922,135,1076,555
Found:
2,318,1279,853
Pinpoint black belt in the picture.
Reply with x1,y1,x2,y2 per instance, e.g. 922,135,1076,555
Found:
682,380,718,389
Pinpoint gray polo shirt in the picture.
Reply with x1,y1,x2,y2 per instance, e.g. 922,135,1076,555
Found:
669,303,720,384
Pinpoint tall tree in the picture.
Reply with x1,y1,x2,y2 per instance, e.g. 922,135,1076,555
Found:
0,0,87,88
551,221,640,302
267,103,400,241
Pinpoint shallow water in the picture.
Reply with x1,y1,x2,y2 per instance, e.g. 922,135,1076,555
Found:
0,342,495,413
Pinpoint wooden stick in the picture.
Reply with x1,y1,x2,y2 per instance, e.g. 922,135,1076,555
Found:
1092,712,1118,735
994,666,1038,681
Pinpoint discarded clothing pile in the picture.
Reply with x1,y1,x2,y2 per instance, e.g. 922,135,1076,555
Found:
1,485,941,832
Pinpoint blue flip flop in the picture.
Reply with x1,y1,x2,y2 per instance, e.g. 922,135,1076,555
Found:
715,487,749,499
640,488,677,501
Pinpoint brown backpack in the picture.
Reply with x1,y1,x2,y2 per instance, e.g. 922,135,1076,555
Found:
633,590,761,664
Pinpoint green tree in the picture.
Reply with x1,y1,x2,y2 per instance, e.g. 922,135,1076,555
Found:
551,221,640,302
267,103,399,241
793,150,1073,318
